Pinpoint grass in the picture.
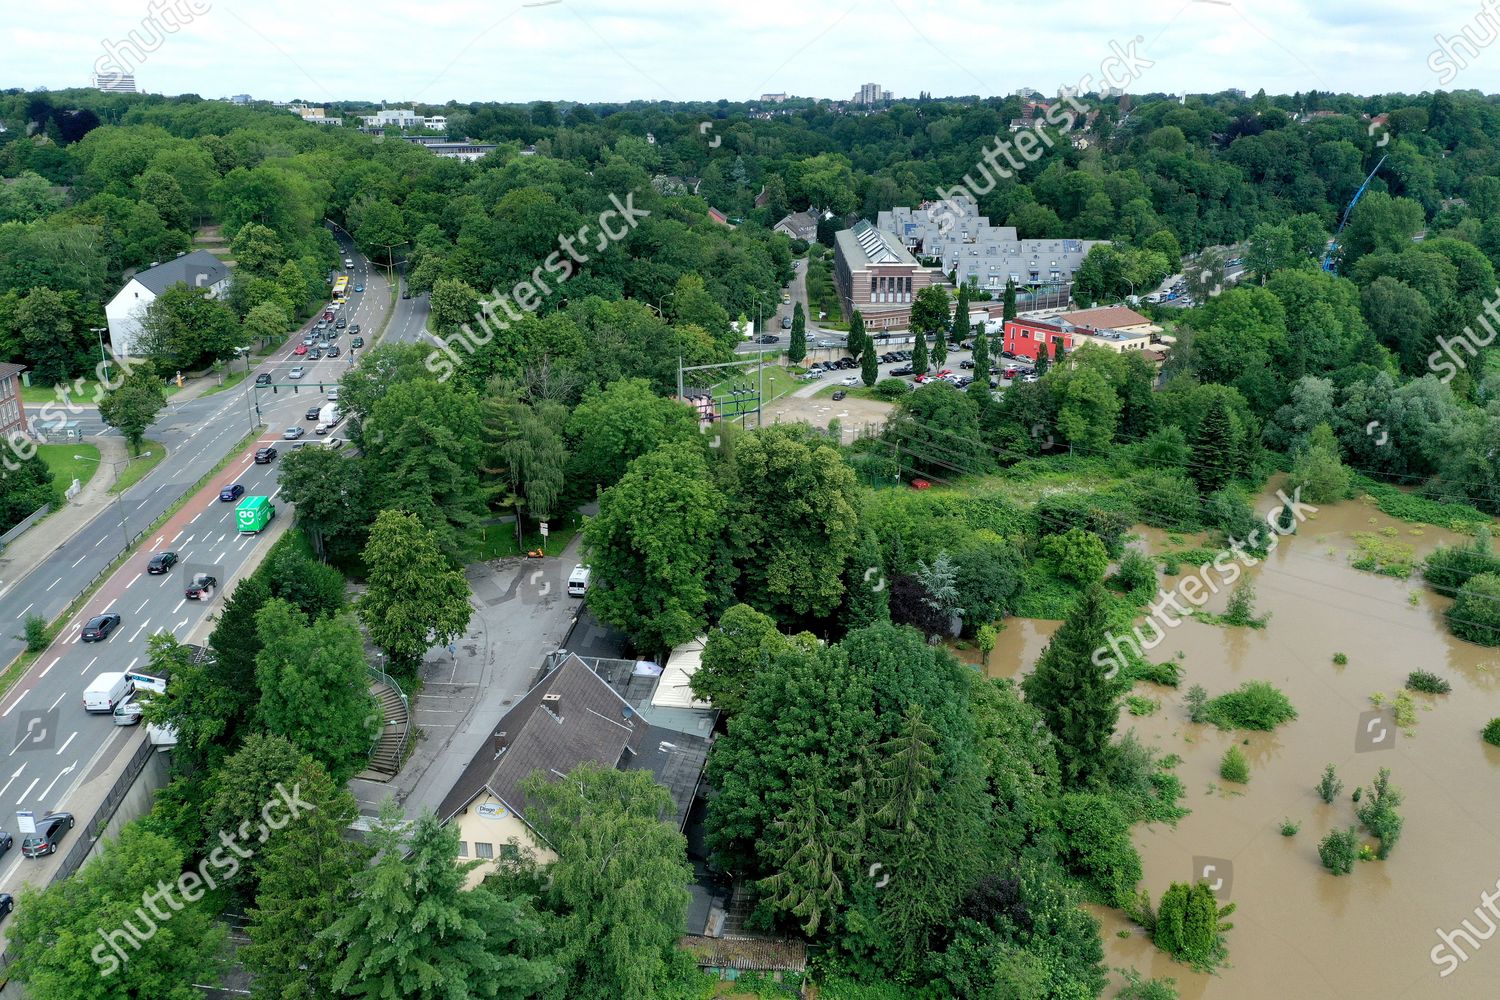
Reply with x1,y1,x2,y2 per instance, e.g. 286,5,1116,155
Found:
200,367,253,398
20,377,108,404
109,440,167,495
1350,532,1416,578
805,251,845,327
36,443,99,493
465,510,586,563
706,363,801,406
812,381,882,401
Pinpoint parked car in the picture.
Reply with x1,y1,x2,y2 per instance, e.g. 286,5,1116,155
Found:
1003,367,1021,378
1020,373,1040,383
757,335,779,344
146,551,177,574
1000,350,1016,359
283,426,306,440
955,376,974,388
0,893,11,920
254,446,277,464
20,813,73,858
959,359,976,369
351,336,365,348
185,573,217,600
218,483,245,502
254,373,272,386
841,375,859,386
832,390,848,400
288,366,305,380
81,613,121,642
891,365,913,376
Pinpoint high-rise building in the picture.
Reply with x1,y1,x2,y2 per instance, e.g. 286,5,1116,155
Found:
852,82,892,106
91,70,136,93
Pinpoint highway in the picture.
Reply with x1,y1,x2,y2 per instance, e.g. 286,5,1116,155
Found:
0,226,426,880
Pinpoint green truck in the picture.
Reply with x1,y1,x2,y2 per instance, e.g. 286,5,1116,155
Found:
236,495,275,533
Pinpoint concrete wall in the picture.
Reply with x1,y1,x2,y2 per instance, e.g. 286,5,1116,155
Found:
80,746,172,867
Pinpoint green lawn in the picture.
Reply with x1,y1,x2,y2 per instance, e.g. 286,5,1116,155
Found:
109,440,167,495
201,367,252,397
464,511,586,563
813,382,885,402
36,443,100,493
707,363,800,405
20,378,107,404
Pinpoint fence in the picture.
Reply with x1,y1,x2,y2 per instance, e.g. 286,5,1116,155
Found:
367,665,411,761
0,505,50,551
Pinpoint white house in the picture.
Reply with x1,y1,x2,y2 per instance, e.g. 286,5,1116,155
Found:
104,251,231,357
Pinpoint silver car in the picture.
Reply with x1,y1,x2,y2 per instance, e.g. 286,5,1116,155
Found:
288,366,305,380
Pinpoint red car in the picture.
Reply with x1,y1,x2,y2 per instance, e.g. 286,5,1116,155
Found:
322,310,334,322
293,343,309,355
935,369,953,378
911,479,932,490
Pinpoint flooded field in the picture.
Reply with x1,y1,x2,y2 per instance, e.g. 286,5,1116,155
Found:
986,492,1500,999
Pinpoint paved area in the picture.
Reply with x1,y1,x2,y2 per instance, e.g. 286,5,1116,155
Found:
349,534,586,823
0,435,128,593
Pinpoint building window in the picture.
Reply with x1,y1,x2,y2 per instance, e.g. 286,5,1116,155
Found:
475,842,494,859
501,843,520,861
457,841,469,858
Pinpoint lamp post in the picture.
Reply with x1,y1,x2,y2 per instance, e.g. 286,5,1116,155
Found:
89,326,110,383
73,452,148,552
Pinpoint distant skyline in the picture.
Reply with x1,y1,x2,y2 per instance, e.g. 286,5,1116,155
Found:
6,0,1499,105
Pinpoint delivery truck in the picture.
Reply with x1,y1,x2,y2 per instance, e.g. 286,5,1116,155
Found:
84,672,133,713
236,495,275,533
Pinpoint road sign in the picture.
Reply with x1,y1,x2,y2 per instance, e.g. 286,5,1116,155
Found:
539,522,549,537
17,810,34,835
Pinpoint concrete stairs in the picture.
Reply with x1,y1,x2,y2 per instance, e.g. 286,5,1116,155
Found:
363,681,409,780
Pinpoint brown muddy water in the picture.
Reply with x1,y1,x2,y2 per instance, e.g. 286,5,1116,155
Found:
983,491,1500,999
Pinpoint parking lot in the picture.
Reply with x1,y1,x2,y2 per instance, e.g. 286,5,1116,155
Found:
794,341,1039,395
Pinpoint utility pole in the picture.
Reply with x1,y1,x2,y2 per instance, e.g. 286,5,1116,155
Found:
89,326,110,382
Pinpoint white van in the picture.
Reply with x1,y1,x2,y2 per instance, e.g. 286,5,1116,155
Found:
567,565,591,597
84,672,133,714
124,671,167,695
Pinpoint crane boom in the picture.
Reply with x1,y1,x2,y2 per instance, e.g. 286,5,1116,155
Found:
1322,154,1389,272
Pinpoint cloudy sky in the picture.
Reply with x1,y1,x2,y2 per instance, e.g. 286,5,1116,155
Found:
5,0,1497,104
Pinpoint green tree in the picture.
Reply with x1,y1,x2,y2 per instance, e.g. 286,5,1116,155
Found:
671,272,733,352
324,800,554,1000
1040,528,1109,585
243,755,370,1000
912,322,930,376
135,284,243,372
254,600,379,783
1020,583,1120,786
97,365,165,455
10,827,226,997
757,770,850,936
1318,827,1358,875
1189,395,1240,494
428,277,480,335
692,603,811,715
360,510,474,677
278,446,369,564
911,285,950,363
861,338,879,386
241,300,289,352
203,733,309,896
1288,423,1351,503
1448,573,1500,645
1056,366,1120,455
521,764,690,999
1003,278,1018,322
565,378,700,494
951,281,971,345
789,301,807,363
847,308,867,361
1355,767,1404,859
1056,792,1142,906
583,441,725,654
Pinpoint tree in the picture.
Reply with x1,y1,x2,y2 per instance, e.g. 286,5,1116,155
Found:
521,764,690,999
1448,573,1500,645
976,624,997,668
203,732,309,897
911,285,950,368
1020,583,1120,786
324,800,554,1000
359,510,474,677
1288,423,1351,503
1056,366,1120,455
7,823,227,1000
1003,278,1018,322
135,284,242,373
912,322,930,376
278,446,369,564
788,301,806,363
1189,395,1240,494
951,281,971,346
847,309,867,361
758,770,853,936
1318,827,1359,875
565,378,700,494
1040,529,1109,585
428,277,480,335
671,272,733,351
692,603,809,715
243,755,370,1000
254,600,379,783
583,441,725,654
241,300,288,351
971,324,991,414
97,365,165,455
1355,767,1404,859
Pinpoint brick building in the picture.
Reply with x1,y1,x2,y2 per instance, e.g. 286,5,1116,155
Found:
832,221,938,331
0,363,28,439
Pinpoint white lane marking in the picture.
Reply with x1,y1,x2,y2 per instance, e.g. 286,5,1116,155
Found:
45,577,60,591
127,573,142,588
47,692,65,712
175,618,188,633
15,603,33,619
38,657,59,679
38,762,76,802
170,530,183,544
238,536,251,551
173,598,185,614
94,536,105,547
100,599,116,614
87,655,98,669
129,621,150,641
16,778,37,801
0,766,24,799
0,695,23,718
127,656,139,672
55,732,76,756
135,598,149,613
182,534,193,545
70,554,86,568
269,485,282,500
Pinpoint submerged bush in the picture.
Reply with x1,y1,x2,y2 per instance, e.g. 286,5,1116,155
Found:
1484,718,1500,747
1319,828,1358,875
1203,681,1298,731
1447,573,1500,646
1405,670,1451,695
1219,746,1250,784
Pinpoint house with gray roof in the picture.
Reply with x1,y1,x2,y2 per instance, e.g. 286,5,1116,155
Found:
832,220,939,331
103,250,232,357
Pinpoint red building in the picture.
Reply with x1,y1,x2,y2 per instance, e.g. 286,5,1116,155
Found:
1002,318,1073,361
0,363,29,440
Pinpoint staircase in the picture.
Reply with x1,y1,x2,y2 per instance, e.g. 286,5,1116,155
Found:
363,679,409,780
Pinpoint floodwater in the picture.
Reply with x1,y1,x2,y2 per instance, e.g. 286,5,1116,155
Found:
985,489,1500,999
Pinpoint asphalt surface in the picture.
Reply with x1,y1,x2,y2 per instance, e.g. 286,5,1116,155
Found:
0,227,435,877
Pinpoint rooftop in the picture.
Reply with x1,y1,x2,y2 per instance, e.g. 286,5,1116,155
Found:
128,250,230,296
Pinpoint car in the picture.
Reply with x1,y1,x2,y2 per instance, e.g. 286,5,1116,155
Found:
757,335,779,344
327,388,341,402
254,446,277,464
354,284,364,293
283,426,306,440
254,373,272,386
308,348,323,360
336,317,347,329
841,375,859,386
1000,350,1016,359
832,389,847,400
146,551,177,574
20,813,73,858
328,302,342,313
185,573,217,600
327,345,341,358
781,316,792,329
782,291,791,303
344,257,353,267
315,320,328,330
351,336,364,348
322,309,334,321
816,339,836,348
81,614,121,642
303,333,317,346
959,359,976,369
891,365,913,376
306,406,322,420
840,358,858,369
218,483,245,502
349,323,361,334
910,479,932,490
288,366,305,380
0,892,12,920
914,374,933,384
935,369,953,378
956,376,974,388
1020,373,1040,383
316,421,335,436
401,288,411,299
293,344,309,356
799,371,823,381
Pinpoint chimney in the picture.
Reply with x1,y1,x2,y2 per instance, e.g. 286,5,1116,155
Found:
492,730,511,754
542,693,562,718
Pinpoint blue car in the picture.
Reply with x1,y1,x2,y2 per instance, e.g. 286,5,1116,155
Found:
354,284,364,293
219,483,245,502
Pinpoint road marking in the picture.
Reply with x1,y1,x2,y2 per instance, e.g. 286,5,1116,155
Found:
0,694,23,718
48,693,65,712
38,762,75,802
127,573,142,588
0,766,24,799
101,599,116,614
38,657,58,679
17,778,37,801
129,621,150,641
170,530,183,544
183,534,193,544
45,577,60,591
269,485,282,500
70,554,86,568
154,535,164,548
95,536,105,547
173,598,186,614
127,656,139,672
87,655,98,669
55,732,76,756
175,618,188,633
135,598,149,613
238,536,251,551
15,603,33,619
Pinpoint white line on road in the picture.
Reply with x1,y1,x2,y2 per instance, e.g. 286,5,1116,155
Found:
238,536,251,551
127,656,139,672
17,778,37,801
45,577,60,591
173,598,185,614
38,763,75,802
175,618,188,633
127,573,141,589
135,598,149,613
48,692,64,711
15,603,33,620
170,530,183,544
38,657,58,679
0,766,24,799
129,621,149,641
55,732,76,756
0,695,23,718
71,554,86,568
94,536,105,547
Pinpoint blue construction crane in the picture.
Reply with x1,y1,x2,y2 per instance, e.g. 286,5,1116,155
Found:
1322,154,1388,273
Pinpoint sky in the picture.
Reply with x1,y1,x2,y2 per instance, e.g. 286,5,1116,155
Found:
5,0,1499,105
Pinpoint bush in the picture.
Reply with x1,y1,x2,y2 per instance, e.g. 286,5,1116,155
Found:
1112,548,1157,601
1127,695,1159,716
1355,768,1403,860
1316,764,1343,804
1405,670,1452,695
1447,573,1500,645
1219,746,1250,783
1056,792,1143,908
1040,528,1110,585
873,377,912,400
1203,681,1298,731
1152,880,1232,968
1319,827,1359,875
1114,968,1179,1000
1206,484,1262,550
1288,424,1352,503
1332,652,1348,665
1220,580,1268,628
1184,684,1209,724
1279,818,1300,837
1423,528,1500,596
1130,469,1202,531
1120,658,1182,688
21,614,48,654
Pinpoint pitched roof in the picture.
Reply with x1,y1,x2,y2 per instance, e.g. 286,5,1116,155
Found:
129,250,230,296
1058,305,1152,330
679,935,808,972
0,362,26,382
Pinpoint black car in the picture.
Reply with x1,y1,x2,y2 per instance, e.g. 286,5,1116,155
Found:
757,335,779,344
185,573,217,600
327,345,341,358
959,359,976,369
308,347,324,361
351,336,364,348
350,324,360,335
0,892,12,921
891,365,914,376
840,358,857,369
306,405,322,421
146,551,177,574
219,483,245,502
832,390,848,401
335,317,347,329
81,614,121,642
1000,350,1016,359
254,446,277,464
21,813,74,858
401,287,411,299
0,830,14,857
254,373,272,386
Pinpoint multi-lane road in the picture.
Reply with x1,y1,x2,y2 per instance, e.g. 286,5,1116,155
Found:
0,228,431,881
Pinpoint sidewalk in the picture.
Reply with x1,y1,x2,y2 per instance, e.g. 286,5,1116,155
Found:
0,435,129,598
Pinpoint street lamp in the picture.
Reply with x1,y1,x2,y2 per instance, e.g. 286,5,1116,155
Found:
74,452,149,552
89,326,110,382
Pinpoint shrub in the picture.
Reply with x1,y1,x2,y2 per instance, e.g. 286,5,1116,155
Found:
1184,684,1209,724
1423,527,1500,596
1316,764,1343,804
1153,880,1232,968
1319,827,1359,875
1203,681,1298,731
1332,652,1348,665
1219,746,1250,784
1289,424,1352,503
1130,469,1202,531
1484,718,1500,747
1120,658,1182,688
1040,528,1110,585
873,377,912,400
21,614,48,654
1114,968,1179,1000
1279,818,1300,837
1206,484,1262,551
1112,547,1157,601
1447,573,1500,645
1057,792,1143,907
1220,580,1269,628
1355,768,1403,860
1127,695,1160,717
1405,670,1451,695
